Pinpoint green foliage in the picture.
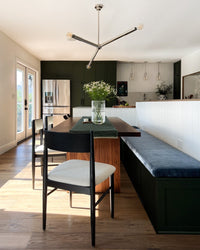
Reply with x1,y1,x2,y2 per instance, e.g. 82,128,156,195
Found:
83,81,116,101
156,82,172,95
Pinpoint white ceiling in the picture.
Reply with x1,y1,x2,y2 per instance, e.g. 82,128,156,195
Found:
0,0,200,63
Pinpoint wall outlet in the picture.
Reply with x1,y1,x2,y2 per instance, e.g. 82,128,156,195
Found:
177,138,183,150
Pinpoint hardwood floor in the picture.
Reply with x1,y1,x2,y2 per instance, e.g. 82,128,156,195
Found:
0,139,200,249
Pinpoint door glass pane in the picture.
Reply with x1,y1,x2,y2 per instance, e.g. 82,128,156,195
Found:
28,73,34,129
17,69,24,133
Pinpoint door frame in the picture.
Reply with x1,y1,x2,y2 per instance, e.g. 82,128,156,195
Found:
26,68,36,137
16,63,26,142
16,61,38,142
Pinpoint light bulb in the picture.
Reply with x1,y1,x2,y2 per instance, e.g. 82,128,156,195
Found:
137,24,144,30
67,32,73,38
86,64,91,70
66,32,75,41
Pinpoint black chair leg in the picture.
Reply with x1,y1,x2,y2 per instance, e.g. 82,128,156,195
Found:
41,158,43,176
69,191,72,208
90,192,95,247
43,183,47,230
110,174,114,218
32,161,35,190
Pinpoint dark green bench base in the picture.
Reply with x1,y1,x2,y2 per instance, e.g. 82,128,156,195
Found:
121,139,200,233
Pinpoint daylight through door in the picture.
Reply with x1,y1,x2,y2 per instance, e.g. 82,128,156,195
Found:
16,63,36,142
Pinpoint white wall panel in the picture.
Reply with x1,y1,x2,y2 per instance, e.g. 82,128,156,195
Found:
136,101,200,161
73,107,137,126
182,50,200,76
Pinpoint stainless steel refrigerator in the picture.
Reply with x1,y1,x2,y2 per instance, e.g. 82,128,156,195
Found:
42,79,71,126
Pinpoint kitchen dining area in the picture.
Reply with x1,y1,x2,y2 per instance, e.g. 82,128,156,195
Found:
2,65,200,248
1,114,200,249
2,0,200,249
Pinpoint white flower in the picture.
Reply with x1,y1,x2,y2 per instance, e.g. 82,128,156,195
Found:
83,80,116,101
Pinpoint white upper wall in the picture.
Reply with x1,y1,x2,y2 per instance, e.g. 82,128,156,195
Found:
117,62,173,105
0,30,40,154
182,50,200,76
181,49,200,98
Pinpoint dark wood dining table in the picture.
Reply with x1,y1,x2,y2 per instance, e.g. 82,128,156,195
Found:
52,117,141,192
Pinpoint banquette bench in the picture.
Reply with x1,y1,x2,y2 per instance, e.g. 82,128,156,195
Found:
121,128,200,233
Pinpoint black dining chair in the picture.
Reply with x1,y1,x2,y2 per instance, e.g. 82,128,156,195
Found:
45,115,54,130
32,118,66,189
43,130,116,246
63,113,71,120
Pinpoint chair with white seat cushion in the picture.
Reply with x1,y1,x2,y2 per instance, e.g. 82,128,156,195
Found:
45,115,53,130
32,119,66,189
43,131,116,247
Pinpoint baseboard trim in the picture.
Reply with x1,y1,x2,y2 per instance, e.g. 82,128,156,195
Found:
0,140,17,155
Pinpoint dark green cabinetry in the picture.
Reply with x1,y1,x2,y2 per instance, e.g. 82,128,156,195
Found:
41,61,117,109
121,139,200,233
173,61,181,99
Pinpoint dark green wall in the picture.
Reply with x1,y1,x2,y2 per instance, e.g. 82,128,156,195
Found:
173,60,181,99
41,61,117,108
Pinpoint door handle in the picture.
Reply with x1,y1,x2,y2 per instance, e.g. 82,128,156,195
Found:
25,107,28,110
24,99,27,106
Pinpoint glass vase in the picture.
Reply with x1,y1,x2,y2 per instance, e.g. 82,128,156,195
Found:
91,100,105,124
159,94,167,100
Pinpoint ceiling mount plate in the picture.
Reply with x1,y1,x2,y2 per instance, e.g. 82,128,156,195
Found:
95,4,103,11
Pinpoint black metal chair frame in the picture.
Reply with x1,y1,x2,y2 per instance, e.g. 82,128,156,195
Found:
32,119,65,189
45,115,53,131
43,131,114,247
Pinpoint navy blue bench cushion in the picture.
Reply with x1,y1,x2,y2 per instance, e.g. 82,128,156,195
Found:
122,129,200,178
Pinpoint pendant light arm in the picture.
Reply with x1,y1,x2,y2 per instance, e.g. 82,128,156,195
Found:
97,7,100,45
86,47,101,69
68,33,98,48
100,27,137,48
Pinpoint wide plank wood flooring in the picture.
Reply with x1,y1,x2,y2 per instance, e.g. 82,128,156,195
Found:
0,139,200,249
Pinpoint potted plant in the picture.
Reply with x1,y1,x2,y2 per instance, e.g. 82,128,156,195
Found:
155,82,172,100
83,81,116,124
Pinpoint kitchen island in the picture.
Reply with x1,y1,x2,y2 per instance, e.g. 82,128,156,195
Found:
51,117,140,192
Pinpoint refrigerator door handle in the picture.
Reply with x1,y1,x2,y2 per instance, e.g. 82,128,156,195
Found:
52,80,57,106
54,81,57,106
56,81,59,106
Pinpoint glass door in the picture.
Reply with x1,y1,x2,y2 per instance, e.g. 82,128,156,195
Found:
16,63,36,142
26,68,35,137
16,64,26,142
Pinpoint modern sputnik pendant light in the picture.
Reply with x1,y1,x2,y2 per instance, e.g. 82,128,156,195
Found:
144,61,148,80
130,62,135,80
67,4,143,69
157,61,161,80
